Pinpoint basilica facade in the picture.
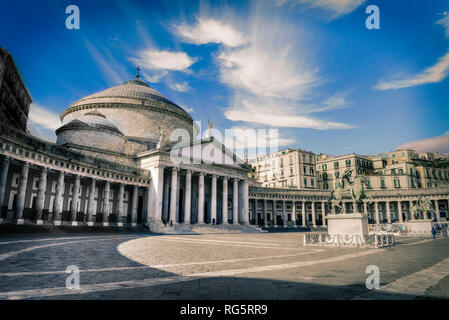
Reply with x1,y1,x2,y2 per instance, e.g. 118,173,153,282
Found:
0,48,448,233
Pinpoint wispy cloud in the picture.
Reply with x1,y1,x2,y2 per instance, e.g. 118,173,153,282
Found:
168,81,191,92
217,46,320,100
131,49,197,71
210,11,353,130
375,51,449,90
397,134,449,154
27,103,60,142
274,0,365,19
84,39,128,85
176,18,246,47
436,11,449,37
224,98,354,129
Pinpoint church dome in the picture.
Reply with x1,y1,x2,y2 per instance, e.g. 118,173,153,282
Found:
56,111,126,153
60,76,195,154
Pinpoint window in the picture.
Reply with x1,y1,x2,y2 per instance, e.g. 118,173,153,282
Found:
335,172,340,178
304,178,307,186
380,179,386,188
345,160,351,167
311,179,314,186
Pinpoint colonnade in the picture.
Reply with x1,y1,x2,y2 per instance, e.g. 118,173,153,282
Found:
160,166,249,225
248,197,449,228
0,157,144,225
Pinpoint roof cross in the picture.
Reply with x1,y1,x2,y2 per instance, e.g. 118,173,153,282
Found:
136,66,141,79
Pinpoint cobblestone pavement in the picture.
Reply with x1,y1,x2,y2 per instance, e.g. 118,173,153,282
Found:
0,232,448,300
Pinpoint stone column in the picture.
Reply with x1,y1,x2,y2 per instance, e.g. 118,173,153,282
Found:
434,200,441,222
143,184,150,225
243,180,249,225
169,168,178,225
353,202,359,214
35,167,48,222
282,200,287,227
263,199,268,227
102,181,110,224
211,174,217,224
386,201,391,223
198,172,205,224
117,183,124,224
163,173,170,223
15,162,29,222
302,201,306,226
232,178,238,224
363,201,368,216
53,171,65,223
254,199,259,226
398,201,403,222
311,201,316,227
131,185,138,226
0,157,10,214
87,178,96,224
409,200,414,220
446,199,449,220
70,175,80,223
374,201,380,224
292,201,297,227
184,170,192,224
222,177,228,224
151,166,165,223
321,201,326,226
272,199,277,226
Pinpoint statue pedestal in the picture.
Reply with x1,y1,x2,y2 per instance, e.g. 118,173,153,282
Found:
327,214,369,237
405,219,432,236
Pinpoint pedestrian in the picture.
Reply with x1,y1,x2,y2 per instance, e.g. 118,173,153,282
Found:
431,225,436,239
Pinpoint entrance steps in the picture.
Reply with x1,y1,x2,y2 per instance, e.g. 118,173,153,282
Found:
155,223,268,235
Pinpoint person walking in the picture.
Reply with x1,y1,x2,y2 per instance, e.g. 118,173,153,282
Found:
431,225,437,239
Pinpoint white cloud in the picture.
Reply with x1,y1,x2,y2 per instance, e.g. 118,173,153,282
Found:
28,103,61,131
445,131,449,136
224,98,354,130
275,0,365,18
218,46,319,100
375,51,449,90
27,103,60,142
213,13,353,130
131,49,197,71
168,81,191,92
437,12,449,37
184,107,195,113
397,135,449,154
176,18,246,47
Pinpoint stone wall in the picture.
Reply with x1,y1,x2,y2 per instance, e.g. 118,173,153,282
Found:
57,129,125,153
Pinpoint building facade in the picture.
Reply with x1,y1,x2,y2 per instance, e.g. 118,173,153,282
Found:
249,148,316,189
0,48,448,232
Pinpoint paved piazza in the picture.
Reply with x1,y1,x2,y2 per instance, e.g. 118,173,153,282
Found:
0,232,448,300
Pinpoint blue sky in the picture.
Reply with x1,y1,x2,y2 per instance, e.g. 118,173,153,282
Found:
1,0,448,156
